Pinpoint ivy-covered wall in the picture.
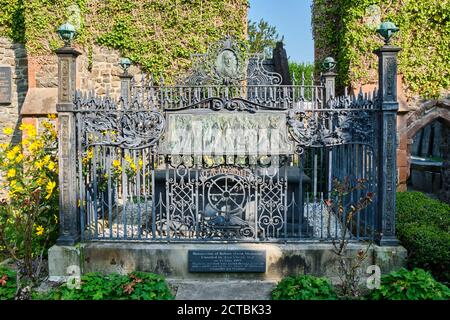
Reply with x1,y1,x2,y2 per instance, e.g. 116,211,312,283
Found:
0,0,249,82
313,0,450,99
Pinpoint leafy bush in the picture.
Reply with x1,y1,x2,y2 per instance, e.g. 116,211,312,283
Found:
272,275,337,300
397,192,450,229
44,272,174,300
0,117,59,285
396,192,450,284
0,267,17,300
368,268,450,300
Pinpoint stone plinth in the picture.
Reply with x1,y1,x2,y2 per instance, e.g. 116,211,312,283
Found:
48,242,407,282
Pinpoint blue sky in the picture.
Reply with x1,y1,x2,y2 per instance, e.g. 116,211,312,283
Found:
248,0,314,63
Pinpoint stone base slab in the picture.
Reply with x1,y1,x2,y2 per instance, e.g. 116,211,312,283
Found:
48,242,407,281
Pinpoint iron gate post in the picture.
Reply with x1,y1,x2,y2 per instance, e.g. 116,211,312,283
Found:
119,62,132,105
323,71,337,103
374,43,402,246
322,69,337,199
55,46,81,245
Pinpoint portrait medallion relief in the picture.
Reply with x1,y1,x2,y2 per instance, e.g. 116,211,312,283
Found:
215,49,240,82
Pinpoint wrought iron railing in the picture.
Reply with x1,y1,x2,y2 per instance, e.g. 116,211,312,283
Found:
73,83,378,242
61,36,382,243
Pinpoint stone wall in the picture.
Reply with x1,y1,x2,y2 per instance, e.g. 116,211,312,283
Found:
28,44,125,96
0,37,28,144
0,35,140,147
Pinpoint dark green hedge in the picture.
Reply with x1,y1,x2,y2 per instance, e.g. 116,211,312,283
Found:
396,192,450,284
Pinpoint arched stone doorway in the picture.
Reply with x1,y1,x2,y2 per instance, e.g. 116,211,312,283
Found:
397,99,450,203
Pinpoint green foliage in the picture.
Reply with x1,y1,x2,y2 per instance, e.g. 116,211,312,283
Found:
45,272,174,300
0,0,248,83
0,0,25,42
313,0,450,98
271,275,338,300
396,192,450,284
247,18,280,58
289,62,315,85
368,268,450,300
0,119,59,283
0,267,17,300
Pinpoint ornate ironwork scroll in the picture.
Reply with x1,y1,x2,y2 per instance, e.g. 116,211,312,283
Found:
183,35,282,86
74,93,165,149
287,93,377,154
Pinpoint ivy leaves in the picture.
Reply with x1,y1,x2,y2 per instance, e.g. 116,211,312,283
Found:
313,0,450,98
0,0,248,84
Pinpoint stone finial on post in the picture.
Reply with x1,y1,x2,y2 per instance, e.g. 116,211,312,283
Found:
119,58,132,105
55,22,81,245
374,22,402,246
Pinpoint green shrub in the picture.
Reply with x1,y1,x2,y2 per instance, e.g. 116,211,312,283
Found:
397,192,450,229
272,275,337,300
396,192,450,284
42,272,174,300
0,267,17,300
368,268,450,300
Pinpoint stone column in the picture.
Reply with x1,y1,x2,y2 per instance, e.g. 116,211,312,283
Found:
323,70,337,197
119,72,132,105
323,71,337,103
374,44,402,246
55,46,81,245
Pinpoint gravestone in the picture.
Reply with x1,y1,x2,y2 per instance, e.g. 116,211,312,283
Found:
0,66,11,104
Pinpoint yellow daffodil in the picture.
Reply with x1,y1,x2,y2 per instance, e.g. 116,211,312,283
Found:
47,161,56,170
45,181,56,199
43,155,51,164
47,114,56,119
7,168,16,178
113,159,121,167
19,123,37,137
6,150,15,160
36,225,44,236
21,138,30,147
3,127,13,135
124,155,133,163
15,152,23,163
35,160,44,169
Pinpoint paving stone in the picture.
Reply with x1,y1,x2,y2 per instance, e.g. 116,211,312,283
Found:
170,280,277,300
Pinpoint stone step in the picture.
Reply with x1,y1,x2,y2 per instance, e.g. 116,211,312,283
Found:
168,280,277,300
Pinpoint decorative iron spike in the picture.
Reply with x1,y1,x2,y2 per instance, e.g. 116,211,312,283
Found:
149,74,154,86
358,86,363,98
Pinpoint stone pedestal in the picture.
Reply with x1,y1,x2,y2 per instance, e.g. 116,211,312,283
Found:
48,242,407,281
